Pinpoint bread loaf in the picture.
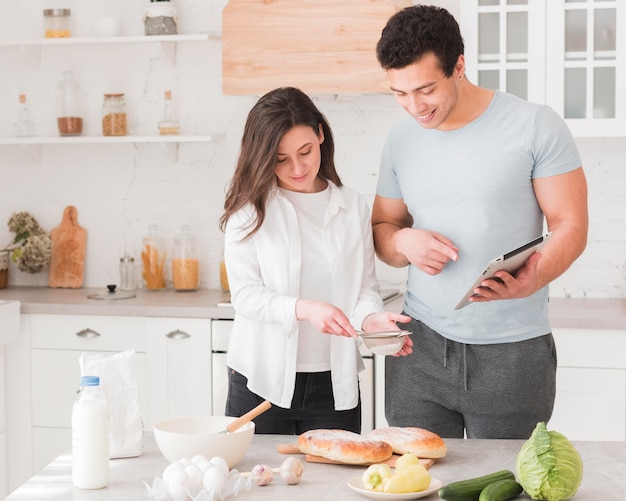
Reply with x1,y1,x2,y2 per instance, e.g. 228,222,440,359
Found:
367,427,447,458
298,429,393,465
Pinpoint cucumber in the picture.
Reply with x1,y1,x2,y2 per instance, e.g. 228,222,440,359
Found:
438,470,516,501
478,479,523,501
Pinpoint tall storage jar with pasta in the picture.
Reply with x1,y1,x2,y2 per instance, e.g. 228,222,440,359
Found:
141,225,167,290
172,224,199,291
102,93,127,136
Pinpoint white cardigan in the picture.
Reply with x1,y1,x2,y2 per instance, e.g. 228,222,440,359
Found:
224,181,383,410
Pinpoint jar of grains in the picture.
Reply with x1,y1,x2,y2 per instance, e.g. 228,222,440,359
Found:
172,224,199,291
57,71,83,136
44,9,71,38
102,94,127,136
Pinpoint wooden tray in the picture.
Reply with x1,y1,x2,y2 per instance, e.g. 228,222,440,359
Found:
276,444,437,468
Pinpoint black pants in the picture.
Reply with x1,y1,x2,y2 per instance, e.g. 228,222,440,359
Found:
225,368,361,435
385,317,557,439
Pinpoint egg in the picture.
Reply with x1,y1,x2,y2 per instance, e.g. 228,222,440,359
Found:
197,460,214,475
162,461,184,485
167,468,190,500
202,467,226,498
191,454,208,466
184,464,203,497
209,456,230,477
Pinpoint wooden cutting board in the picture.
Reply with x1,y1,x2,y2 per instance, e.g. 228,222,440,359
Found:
276,444,437,469
48,206,87,289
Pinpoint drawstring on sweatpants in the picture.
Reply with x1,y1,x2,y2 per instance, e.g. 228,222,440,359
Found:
442,338,468,391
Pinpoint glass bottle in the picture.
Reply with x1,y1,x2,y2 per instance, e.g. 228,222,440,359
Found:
57,71,83,136
158,90,180,135
14,94,35,137
144,0,178,36
142,225,167,290
43,8,71,38
102,94,127,136
220,246,229,293
172,224,199,291
71,375,110,489
119,253,136,291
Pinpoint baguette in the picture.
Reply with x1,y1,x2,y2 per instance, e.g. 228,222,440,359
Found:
298,429,393,465
367,426,447,458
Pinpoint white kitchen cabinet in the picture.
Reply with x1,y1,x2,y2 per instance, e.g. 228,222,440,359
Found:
29,314,148,475
461,0,626,136
0,347,7,499
550,328,626,440
145,317,212,425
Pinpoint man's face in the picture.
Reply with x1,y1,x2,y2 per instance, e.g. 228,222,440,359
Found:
387,53,463,131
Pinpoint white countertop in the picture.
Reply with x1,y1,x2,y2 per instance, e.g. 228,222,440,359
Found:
0,286,624,330
5,433,626,500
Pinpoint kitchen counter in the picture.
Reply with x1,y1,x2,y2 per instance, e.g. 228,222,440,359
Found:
4,433,625,500
0,286,625,329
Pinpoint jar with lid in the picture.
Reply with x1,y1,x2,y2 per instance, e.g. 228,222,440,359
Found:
43,9,71,38
219,246,229,292
57,71,83,136
144,0,178,36
102,94,127,136
172,225,199,291
142,225,167,290
119,252,136,291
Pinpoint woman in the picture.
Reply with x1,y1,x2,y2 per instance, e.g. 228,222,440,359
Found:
219,87,412,434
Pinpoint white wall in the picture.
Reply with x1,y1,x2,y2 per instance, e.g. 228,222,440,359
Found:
0,0,624,298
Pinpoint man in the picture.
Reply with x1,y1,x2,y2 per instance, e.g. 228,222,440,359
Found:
372,5,588,439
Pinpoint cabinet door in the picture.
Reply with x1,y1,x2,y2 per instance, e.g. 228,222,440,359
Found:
460,0,546,104
360,357,374,433
146,318,212,425
546,0,626,136
550,367,626,441
0,348,6,499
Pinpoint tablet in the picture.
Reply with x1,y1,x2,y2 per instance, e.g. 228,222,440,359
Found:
454,232,552,310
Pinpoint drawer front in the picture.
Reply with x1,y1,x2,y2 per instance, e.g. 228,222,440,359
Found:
553,328,626,369
211,320,233,352
30,314,146,352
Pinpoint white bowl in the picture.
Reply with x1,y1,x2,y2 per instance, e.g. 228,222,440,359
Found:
153,416,255,468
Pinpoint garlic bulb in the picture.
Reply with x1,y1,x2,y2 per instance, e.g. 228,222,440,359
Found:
279,457,304,485
250,464,274,486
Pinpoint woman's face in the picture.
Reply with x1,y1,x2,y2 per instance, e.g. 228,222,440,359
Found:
274,124,325,193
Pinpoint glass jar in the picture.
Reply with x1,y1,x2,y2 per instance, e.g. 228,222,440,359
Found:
172,225,199,291
219,246,229,292
102,94,127,136
141,225,167,290
44,9,71,38
57,71,83,136
144,0,178,36
119,253,136,291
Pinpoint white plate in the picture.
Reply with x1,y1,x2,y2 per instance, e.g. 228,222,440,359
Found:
347,477,442,500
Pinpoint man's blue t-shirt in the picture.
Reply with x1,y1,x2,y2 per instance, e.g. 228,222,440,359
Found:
376,91,581,343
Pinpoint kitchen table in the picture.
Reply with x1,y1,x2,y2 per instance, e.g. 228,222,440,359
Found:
4,433,625,500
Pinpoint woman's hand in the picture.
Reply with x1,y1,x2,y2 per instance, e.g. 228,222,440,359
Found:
361,311,413,356
296,299,357,337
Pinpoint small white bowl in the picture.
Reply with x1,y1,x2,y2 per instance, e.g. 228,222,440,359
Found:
359,330,411,356
153,415,255,468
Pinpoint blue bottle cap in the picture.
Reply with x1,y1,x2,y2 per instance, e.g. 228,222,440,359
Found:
80,375,100,386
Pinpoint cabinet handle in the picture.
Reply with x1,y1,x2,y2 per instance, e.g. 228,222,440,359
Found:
166,329,190,340
76,328,101,338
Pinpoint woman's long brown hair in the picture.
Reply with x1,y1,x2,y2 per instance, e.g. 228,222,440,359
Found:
218,87,342,239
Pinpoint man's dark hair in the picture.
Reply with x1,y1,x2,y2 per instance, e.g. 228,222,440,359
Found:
376,5,464,77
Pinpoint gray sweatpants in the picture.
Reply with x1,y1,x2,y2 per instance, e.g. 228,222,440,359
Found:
385,316,557,439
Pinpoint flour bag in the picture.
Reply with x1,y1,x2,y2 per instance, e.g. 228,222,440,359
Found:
79,350,143,458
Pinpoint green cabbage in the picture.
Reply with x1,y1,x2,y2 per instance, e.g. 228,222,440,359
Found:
516,422,583,501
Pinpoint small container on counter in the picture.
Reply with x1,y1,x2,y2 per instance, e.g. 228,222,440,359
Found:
57,70,83,136
102,93,127,136
119,253,136,291
172,224,199,291
141,225,168,290
144,0,178,36
44,9,71,38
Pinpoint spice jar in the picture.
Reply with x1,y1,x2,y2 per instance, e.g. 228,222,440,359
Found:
102,94,127,136
57,71,83,136
172,225,199,291
141,225,167,290
119,253,136,291
44,9,71,38
144,0,178,36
